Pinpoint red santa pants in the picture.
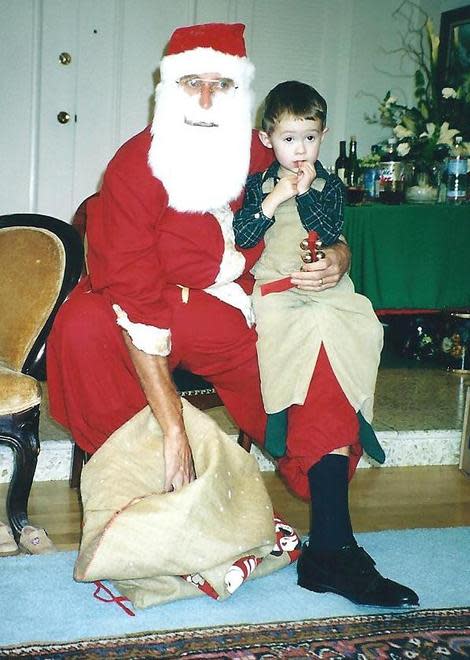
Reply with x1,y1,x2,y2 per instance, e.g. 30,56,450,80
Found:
47,281,361,497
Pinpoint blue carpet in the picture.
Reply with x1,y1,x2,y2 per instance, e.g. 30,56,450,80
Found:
0,527,469,647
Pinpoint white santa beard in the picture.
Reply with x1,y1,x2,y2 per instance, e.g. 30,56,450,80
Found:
149,83,253,212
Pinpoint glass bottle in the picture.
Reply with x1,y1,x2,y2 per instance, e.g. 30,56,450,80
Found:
346,136,360,187
446,136,468,204
382,137,398,161
372,144,382,198
335,140,348,184
345,136,364,204
363,144,380,200
378,137,405,204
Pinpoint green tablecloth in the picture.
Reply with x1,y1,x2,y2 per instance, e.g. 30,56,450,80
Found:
344,203,470,311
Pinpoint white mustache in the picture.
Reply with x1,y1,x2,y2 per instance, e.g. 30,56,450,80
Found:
181,94,230,127
184,117,218,127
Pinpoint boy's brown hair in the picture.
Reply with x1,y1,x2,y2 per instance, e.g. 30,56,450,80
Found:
261,80,327,134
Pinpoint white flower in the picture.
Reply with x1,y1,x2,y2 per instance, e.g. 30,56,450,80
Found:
393,124,414,139
442,87,457,99
437,121,460,146
397,142,411,157
418,123,437,140
384,95,397,107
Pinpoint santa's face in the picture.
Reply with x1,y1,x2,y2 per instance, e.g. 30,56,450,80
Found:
149,71,254,213
179,73,236,117
176,72,240,130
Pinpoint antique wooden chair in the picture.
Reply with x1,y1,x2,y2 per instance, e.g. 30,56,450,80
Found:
0,214,83,539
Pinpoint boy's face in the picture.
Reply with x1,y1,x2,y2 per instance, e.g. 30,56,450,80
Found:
259,114,327,174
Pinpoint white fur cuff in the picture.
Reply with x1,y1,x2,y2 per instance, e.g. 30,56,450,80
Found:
113,304,171,356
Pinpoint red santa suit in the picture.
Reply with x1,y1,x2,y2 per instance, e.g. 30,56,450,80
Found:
47,26,361,500
47,126,361,498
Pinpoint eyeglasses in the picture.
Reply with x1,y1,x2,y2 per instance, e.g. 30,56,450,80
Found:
177,76,237,94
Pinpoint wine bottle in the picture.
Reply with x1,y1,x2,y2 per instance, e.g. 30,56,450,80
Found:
346,136,360,187
345,136,364,204
382,137,398,161
335,140,348,184
446,136,468,204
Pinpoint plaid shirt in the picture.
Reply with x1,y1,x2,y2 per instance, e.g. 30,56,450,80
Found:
233,160,344,248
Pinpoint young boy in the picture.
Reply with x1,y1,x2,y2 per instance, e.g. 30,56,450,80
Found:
233,81,419,607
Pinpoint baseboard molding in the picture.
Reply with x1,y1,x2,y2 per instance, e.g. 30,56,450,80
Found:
0,429,462,484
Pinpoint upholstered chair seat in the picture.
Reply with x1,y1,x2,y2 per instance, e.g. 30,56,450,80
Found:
0,367,41,415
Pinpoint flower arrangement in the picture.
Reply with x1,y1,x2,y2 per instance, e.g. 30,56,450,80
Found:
365,2,470,170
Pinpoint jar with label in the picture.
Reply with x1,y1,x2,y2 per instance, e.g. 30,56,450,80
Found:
377,138,404,203
377,161,407,204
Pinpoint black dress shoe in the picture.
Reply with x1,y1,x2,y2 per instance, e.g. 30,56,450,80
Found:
297,542,419,607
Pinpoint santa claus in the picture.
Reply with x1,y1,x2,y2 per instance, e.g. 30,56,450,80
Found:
47,22,417,609
48,22,348,490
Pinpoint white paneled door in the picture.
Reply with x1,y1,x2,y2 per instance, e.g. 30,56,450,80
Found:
35,0,80,221
0,0,194,222
1,0,120,221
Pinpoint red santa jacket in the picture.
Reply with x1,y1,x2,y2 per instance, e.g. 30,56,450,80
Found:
85,126,272,331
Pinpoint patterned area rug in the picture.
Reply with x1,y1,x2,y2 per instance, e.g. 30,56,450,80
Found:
2,608,469,659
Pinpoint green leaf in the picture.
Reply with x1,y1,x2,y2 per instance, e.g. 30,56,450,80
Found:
418,101,430,120
415,86,426,101
415,70,425,88
402,114,417,132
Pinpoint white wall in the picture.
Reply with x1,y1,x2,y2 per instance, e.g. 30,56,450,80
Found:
0,1,39,213
0,0,467,221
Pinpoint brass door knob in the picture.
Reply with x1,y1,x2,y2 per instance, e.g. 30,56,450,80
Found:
57,111,71,124
59,52,72,65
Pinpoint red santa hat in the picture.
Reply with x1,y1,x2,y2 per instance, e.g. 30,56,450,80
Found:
159,22,255,88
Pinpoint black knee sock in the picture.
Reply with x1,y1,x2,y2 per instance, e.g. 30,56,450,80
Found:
307,454,355,553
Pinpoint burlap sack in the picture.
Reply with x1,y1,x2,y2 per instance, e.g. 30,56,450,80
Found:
74,399,299,608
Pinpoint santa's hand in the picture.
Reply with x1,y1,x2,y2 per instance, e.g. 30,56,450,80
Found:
163,429,196,492
290,241,350,290
296,161,316,195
